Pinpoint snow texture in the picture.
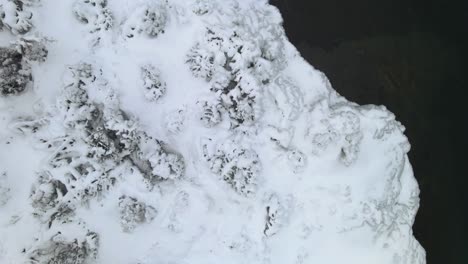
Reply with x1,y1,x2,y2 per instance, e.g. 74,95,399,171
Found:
0,0,425,263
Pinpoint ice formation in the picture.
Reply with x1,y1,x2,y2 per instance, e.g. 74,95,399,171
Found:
0,0,425,263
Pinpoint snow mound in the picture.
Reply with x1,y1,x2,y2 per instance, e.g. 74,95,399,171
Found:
0,0,425,263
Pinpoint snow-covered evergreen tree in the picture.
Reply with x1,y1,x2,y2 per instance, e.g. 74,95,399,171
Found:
119,195,157,232
0,45,29,96
0,0,33,35
205,140,261,196
123,2,167,38
73,0,113,46
27,231,99,264
135,133,185,182
140,64,166,102
14,37,48,62
185,4,287,127
197,99,222,127
0,38,47,96
30,172,67,214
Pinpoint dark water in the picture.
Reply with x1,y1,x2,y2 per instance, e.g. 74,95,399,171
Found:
270,0,468,263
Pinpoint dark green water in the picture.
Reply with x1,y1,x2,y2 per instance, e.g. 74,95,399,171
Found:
270,0,468,263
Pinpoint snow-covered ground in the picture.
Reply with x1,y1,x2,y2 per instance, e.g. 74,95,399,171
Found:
0,0,425,263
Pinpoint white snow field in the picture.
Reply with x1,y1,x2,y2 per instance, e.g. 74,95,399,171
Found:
0,0,425,263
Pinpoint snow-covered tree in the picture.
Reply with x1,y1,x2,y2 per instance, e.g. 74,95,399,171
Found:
73,0,113,46
52,62,185,187
0,0,33,35
14,37,48,62
185,4,287,127
140,64,166,102
123,2,167,38
119,195,157,232
0,45,30,96
186,44,215,81
197,99,222,127
28,231,99,264
135,133,185,182
191,0,213,16
56,63,97,128
206,141,261,196
219,76,258,126
30,172,68,213
0,38,47,96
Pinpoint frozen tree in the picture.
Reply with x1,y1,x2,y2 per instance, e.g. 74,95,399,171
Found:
56,64,97,128
140,64,166,102
186,44,215,81
206,141,261,196
197,99,222,127
30,172,68,214
14,37,48,62
0,38,47,96
56,62,184,184
0,45,30,96
28,231,99,264
185,4,287,127
119,195,157,232
123,2,167,38
139,4,166,37
50,62,184,186
149,150,185,180
0,0,33,34
101,110,140,155
219,76,258,127
191,0,213,16
135,133,185,182
73,0,113,46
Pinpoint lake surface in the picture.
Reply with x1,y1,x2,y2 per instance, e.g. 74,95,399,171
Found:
270,0,468,263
